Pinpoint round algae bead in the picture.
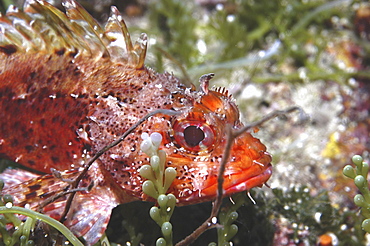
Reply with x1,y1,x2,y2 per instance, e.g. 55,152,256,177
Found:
150,132,162,148
139,165,155,181
343,165,356,179
229,211,239,223
158,194,169,208
354,194,367,207
352,155,363,166
141,132,150,140
26,241,35,246
150,206,161,222
161,222,173,238
20,235,27,244
226,224,238,240
167,194,176,208
362,218,370,233
143,180,159,199
165,167,177,183
354,175,366,189
156,238,166,246
164,167,177,191
2,194,13,204
140,138,153,156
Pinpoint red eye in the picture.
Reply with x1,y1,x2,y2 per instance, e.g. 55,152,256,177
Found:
173,121,215,152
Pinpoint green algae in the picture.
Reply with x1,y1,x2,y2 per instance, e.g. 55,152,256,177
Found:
344,155,370,234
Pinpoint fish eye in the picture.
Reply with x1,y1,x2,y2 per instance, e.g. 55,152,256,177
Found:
183,126,204,147
172,121,215,152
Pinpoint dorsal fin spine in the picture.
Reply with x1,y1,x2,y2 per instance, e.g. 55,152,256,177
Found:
0,0,148,68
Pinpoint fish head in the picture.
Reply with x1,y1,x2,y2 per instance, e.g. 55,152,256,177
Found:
153,86,272,205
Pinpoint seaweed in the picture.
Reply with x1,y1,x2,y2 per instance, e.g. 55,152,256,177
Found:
0,181,83,246
270,186,364,245
139,132,177,246
344,155,370,234
140,0,370,84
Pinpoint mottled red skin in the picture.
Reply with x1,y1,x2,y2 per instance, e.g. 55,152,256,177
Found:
0,1,272,244
0,51,271,202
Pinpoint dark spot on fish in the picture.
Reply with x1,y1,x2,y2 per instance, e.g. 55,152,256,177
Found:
26,191,37,200
0,45,17,55
73,67,81,77
25,145,35,153
11,138,19,147
28,184,42,192
22,129,30,139
64,102,70,110
52,115,60,123
40,118,46,127
39,191,53,199
30,72,37,79
13,120,21,128
51,156,59,164
83,144,92,152
55,48,66,56
68,50,78,58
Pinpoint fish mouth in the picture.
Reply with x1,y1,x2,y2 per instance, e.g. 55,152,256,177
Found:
222,164,273,193
177,164,272,205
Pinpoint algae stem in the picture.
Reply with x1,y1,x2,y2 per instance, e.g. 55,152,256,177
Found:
0,206,83,246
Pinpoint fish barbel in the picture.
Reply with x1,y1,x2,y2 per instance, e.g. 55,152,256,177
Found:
0,0,272,244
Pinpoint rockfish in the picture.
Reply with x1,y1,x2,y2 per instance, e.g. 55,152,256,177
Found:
0,0,272,244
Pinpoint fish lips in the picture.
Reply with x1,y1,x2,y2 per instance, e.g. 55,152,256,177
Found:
177,163,272,204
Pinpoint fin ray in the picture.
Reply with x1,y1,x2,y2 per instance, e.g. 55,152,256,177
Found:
0,168,117,245
0,0,147,68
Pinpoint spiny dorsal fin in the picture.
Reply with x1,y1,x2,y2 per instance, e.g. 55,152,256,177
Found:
214,86,234,99
0,0,147,68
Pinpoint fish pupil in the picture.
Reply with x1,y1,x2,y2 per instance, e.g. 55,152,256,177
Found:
184,126,205,147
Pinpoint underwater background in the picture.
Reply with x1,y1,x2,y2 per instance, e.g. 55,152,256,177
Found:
0,0,369,245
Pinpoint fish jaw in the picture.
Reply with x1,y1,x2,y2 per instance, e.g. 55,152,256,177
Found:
167,155,272,205
199,163,272,199
165,130,273,205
